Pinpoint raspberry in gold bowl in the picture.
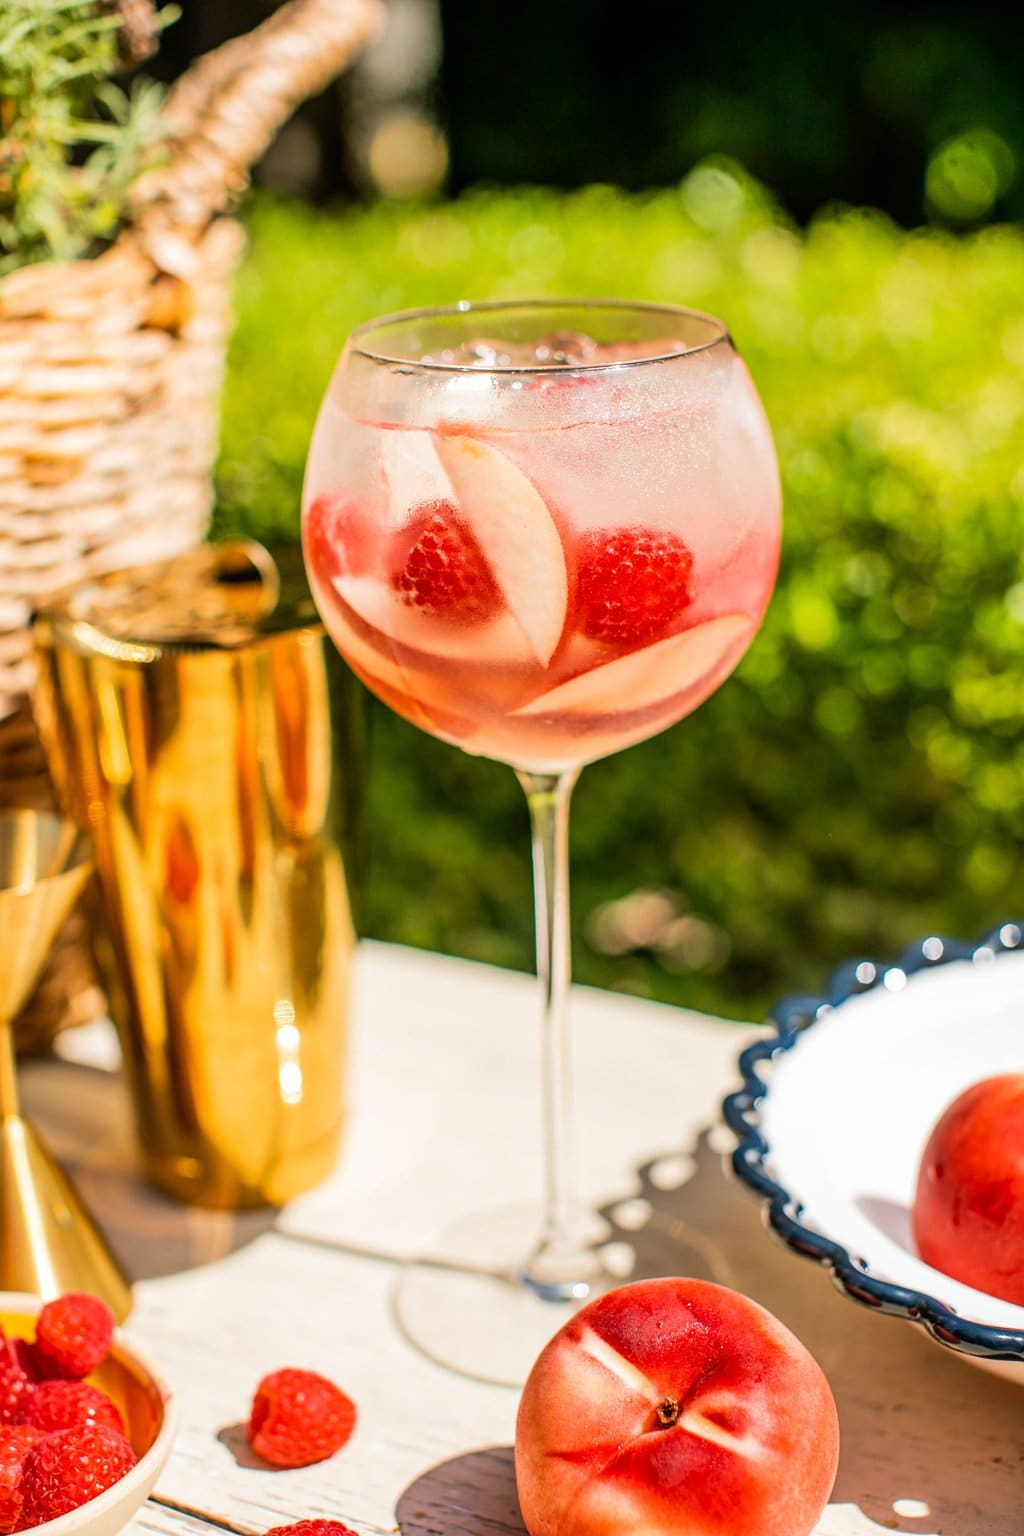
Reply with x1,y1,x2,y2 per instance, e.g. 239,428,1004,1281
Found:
0,1293,176,1536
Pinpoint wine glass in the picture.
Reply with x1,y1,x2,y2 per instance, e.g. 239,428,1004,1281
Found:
301,299,781,1384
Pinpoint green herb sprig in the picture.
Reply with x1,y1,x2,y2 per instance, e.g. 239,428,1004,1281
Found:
0,0,178,275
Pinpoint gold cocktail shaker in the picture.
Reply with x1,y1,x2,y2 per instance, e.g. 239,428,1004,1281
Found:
33,542,361,1209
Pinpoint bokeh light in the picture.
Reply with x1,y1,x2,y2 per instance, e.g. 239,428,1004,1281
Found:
925,129,1016,224
367,114,449,198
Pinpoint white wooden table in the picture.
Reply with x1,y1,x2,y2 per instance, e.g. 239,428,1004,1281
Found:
22,941,1021,1536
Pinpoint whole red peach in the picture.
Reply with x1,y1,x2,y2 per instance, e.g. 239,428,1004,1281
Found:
515,1277,839,1536
913,1073,1024,1304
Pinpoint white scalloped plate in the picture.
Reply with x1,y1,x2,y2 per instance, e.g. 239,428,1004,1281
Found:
740,940,1024,1382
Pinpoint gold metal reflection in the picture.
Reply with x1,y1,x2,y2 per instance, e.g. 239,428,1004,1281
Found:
33,544,357,1209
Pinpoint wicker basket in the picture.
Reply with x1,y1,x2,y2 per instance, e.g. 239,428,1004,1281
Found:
1,0,382,1051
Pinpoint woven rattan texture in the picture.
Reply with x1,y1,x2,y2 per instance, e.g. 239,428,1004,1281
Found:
0,222,242,718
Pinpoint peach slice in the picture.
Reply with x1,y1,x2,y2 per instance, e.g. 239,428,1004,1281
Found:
332,573,533,665
433,433,568,665
514,613,751,718
314,580,478,741
339,643,477,744
515,1278,839,1536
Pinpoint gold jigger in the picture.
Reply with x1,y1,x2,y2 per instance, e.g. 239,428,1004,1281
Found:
0,810,131,1320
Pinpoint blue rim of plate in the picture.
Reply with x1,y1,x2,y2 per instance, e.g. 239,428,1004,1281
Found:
722,919,1024,1362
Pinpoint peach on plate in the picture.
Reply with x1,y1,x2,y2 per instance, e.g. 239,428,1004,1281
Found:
515,1277,839,1536
913,1073,1024,1306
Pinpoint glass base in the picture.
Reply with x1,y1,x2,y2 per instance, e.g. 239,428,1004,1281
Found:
394,1201,606,1386
393,1198,731,1387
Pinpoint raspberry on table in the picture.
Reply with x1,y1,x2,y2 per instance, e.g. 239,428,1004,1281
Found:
18,1380,125,1437
264,1522,359,1536
17,1423,136,1527
0,1345,30,1426
0,1426,44,1536
247,1367,356,1469
34,1294,114,1381
576,526,696,645
392,500,501,623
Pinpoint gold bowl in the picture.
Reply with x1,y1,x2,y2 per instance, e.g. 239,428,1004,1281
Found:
2,1294,177,1536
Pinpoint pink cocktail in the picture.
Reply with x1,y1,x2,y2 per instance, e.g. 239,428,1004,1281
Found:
301,301,781,1385
304,315,778,771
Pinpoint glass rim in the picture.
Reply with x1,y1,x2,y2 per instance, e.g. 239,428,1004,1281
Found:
347,297,731,374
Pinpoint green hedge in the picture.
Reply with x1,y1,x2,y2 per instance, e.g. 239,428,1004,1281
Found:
215,165,1024,1021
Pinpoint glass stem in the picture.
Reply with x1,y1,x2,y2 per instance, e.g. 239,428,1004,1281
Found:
516,766,601,1302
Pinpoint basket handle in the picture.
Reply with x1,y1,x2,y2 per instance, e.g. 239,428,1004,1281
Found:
135,0,383,240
